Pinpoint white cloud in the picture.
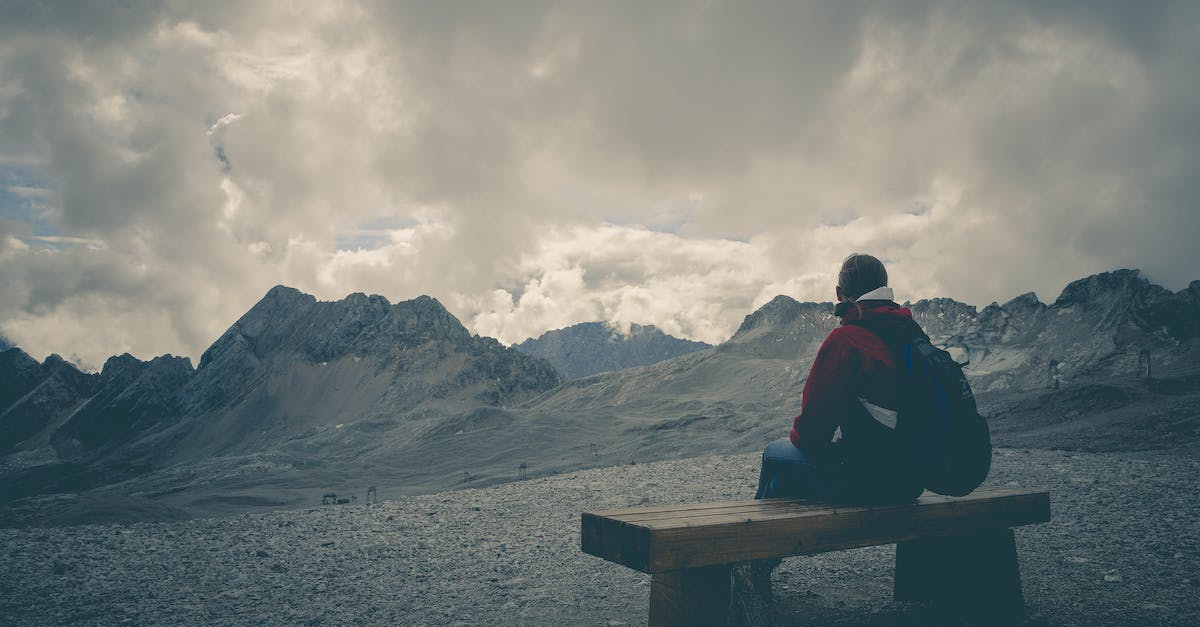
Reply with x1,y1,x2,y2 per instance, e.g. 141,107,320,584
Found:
457,224,767,345
0,1,1196,367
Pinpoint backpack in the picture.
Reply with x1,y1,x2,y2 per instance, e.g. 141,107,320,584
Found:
846,317,992,497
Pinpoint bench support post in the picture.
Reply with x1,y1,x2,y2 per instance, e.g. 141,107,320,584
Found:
894,528,1025,623
650,565,731,627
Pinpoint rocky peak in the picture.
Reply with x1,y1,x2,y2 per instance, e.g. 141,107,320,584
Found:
51,353,196,458
1052,269,1170,308
513,321,711,380
984,293,1049,341
233,285,319,339
187,287,493,419
1181,281,1200,307
724,296,836,359
907,297,978,319
907,298,978,339
99,353,193,389
1002,292,1046,313
977,301,1006,321
733,296,832,338
41,353,73,372
39,354,94,392
100,353,149,387
145,354,195,378
197,287,467,369
385,295,472,345
0,347,46,410
1,346,39,374
263,284,313,305
967,302,1017,345
1,351,98,452
1046,269,1193,340
625,323,656,337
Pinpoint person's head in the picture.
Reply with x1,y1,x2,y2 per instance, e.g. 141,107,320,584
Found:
836,253,888,302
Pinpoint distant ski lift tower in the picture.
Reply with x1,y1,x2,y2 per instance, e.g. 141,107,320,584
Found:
1138,349,1152,378
518,463,527,480
366,485,377,505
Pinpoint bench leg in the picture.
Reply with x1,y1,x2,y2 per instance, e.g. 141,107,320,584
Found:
650,565,732,627
894,528,1025,624
649,564,774,627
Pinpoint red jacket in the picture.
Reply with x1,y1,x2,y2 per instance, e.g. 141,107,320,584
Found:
789,300,913,456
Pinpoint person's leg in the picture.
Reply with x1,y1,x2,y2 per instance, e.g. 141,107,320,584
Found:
756,438,829,500
749,438,830,606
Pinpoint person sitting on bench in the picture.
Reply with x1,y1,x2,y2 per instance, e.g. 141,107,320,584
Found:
756,253,925,504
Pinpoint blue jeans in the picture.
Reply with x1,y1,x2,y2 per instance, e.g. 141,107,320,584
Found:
755,438,834,500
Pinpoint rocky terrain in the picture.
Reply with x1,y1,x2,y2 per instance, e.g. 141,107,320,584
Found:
1,445,1196,626
0,288,563,522
513,321,711,380
1,269,1197,529
1,269,1198,624
979,366,1200,454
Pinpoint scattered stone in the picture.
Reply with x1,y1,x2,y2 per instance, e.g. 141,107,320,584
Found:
1,448,1197,625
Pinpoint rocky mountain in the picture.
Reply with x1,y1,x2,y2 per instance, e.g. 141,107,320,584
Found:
908,269,1200,392
51,354,195,459
464,269,1200,492
1,269,1197,527
161,286,560,461
513,321,711,379
722,296,837,359
0,350,99,454
0,348,47,413
0,287,562,519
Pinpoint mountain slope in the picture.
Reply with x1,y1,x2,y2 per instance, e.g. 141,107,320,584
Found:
423,269,1200,500
910,269,1200,392
2,269,1197,526
0,352,97,453
0,287,564,521
51,354,195,459
513,321,711,379
154,287,561,462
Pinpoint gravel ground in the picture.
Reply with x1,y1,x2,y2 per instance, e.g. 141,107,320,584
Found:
1,446,1197,626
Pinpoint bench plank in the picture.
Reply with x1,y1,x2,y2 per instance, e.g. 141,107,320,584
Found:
582,487,1049,573
596,501,837,525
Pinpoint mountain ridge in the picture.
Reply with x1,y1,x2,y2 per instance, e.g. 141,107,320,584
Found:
0,287,563,514
2,268,1197,526
513,321,711,380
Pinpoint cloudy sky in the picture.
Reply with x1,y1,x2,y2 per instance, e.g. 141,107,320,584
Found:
1,1,1197,370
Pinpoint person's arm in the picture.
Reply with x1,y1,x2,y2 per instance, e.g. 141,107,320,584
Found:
790,327,861,453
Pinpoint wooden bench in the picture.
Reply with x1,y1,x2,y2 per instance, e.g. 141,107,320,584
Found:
581,487,1050,626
